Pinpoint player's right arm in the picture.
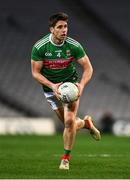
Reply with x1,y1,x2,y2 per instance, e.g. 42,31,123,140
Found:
31,60,61,97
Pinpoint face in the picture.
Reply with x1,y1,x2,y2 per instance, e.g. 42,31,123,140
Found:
50,20,68,43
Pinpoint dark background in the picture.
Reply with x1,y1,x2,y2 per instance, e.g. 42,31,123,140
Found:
0,0,130,127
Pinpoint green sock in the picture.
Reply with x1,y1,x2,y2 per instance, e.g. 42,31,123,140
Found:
64,149,71,155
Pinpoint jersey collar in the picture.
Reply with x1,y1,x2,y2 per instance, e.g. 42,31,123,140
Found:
49,33,65,47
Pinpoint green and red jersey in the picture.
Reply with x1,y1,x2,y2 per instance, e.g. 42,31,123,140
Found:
31,33,86,91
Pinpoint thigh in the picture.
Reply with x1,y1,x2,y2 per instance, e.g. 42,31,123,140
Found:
54,99,80,124
64,99,80,121
54,107,64,124
43,91,65,124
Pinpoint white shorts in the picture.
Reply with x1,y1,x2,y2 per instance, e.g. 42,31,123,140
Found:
44,91,63,110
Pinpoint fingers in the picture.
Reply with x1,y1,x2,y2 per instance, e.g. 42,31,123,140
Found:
75,83,81,97
56,82,63,95
75,83,84,97
52,83,63,100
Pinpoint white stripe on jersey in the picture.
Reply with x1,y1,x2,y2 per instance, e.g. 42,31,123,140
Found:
35,38,49,49
35,36,49,45
36,39,49,49
66,39,79,47
67,37,79,45
35,36,49,48
35,36,49,46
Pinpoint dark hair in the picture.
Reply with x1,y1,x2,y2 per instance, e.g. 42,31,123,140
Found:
49,12,68,27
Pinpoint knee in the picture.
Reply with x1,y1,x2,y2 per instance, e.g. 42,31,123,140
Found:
65,118,75,129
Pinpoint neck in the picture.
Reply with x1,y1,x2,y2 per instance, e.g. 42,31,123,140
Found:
51,34,64,45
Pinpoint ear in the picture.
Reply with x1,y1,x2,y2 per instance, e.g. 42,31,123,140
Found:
50,27,54,33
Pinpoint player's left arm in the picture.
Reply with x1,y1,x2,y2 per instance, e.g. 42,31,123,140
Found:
77,55,93,96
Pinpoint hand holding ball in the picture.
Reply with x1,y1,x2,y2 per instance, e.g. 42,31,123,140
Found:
58,82,79,103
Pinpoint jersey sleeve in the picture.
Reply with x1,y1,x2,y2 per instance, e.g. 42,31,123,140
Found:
74,43,86,60
31,46,43,61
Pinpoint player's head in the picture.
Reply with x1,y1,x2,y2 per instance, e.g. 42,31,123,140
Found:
49,12,68,43
49,12,68,28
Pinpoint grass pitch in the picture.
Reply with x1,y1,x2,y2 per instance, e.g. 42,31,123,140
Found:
0,133,130,179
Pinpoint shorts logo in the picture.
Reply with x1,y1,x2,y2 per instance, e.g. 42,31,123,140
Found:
45,52,52,56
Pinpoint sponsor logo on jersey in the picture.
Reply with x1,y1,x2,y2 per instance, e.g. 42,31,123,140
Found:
43,57,74,69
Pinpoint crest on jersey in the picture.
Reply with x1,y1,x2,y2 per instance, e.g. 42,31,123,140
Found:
66,50,71,56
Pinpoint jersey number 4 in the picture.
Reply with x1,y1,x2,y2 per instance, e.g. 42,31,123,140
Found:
57,52,61,58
